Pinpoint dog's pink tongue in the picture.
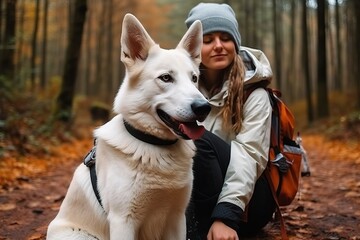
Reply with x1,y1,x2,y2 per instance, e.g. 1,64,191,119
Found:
179,122,205,140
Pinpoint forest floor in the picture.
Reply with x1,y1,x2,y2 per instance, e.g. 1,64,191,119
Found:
0,121,360,239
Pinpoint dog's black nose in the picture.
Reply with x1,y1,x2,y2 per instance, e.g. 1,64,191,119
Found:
191,99,211,121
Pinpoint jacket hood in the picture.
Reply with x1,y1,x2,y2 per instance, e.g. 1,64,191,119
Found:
240,46,273,85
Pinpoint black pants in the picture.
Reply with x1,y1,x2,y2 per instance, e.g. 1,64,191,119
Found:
186,130,276,239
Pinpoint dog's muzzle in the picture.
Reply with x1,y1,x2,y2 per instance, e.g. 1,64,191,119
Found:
157,99,211,140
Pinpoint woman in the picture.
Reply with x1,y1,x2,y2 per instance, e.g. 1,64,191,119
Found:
185,3,276,240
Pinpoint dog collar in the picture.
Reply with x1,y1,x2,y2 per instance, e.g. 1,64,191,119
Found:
123,120,178,145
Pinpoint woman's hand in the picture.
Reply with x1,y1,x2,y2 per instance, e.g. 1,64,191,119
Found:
207,220,239,240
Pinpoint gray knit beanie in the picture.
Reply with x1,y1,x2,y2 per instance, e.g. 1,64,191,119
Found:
185,3,241,53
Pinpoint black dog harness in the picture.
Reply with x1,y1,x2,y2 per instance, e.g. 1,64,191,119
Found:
83,139,102,207
83,120,178,208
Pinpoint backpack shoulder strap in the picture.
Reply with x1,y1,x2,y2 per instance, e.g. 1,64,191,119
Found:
243,80,270,102
267,88,281,154
244,83,281,154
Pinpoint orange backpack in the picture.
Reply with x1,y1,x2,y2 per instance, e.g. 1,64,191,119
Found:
266,88,302,206
245,82,302,240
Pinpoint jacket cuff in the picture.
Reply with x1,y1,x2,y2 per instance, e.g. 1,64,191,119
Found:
211,202,243,232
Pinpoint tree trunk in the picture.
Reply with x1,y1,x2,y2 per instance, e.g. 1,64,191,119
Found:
0,0,17,81
30,0,40,90
94,2,106,98
334,0,342,90
344,1,353,88
258,0,265,48
83,4,92,96
40,0,49,89
106,0,113,103
316,0,329,118
354,0,360,109
40,0,48,89
55,0,87,122
286,0,296,101
272,0,282,90
302,0,314,123
16,0,25,87
243,0,250,45
0,0,3,47
251,0,257,47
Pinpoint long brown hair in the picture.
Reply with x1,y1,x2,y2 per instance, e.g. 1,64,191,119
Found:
220,54,246,134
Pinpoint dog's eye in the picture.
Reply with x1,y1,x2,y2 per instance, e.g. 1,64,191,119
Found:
158,74,173,83
192,74,198,83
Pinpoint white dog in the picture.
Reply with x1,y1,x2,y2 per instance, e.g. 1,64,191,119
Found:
47,14,210,240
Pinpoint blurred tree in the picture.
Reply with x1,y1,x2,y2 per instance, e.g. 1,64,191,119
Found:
105,0,113,103
302,0,314,123
272,0,283,90
94,1,105,98
0,0,17,81
316,0,329,118
334,0,342,90
251,1,258,47
30,0,40,90
257,0,267,49
345,0,354,90
15,0,25,87
354,0,360,109
242,0,250,45
286,0,296,100
82,2,92,96
0,0,3,47
55,0,87,122
40,0,49,89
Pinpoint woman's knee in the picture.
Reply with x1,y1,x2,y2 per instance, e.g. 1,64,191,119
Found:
194,131,230,176
237,176,276,235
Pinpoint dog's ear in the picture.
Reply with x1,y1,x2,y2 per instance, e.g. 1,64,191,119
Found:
177,20,203,65
120,14,156,65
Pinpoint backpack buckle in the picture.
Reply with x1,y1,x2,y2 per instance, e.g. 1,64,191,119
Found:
271,152,293,174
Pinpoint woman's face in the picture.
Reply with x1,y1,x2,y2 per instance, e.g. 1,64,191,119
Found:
201,32,236,70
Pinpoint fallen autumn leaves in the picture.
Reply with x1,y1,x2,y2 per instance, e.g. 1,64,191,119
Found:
0,133,359,240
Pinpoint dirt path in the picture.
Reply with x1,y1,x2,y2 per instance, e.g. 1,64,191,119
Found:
0,134,359,240
0,138,93,240
260,135,360,240
0,161,77,240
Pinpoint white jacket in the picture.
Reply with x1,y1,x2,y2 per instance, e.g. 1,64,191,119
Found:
199,46,273,211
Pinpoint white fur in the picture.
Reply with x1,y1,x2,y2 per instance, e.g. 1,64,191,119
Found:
47,14,205,240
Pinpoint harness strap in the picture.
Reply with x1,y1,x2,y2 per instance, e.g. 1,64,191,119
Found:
89,163,103,207
83,140,103,208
